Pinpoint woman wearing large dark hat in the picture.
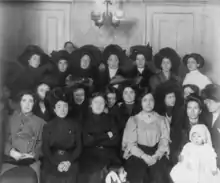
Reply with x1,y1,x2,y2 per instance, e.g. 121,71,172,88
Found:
50,50,72,87
129,44,155,92
182,53,212,91
41,87,82,183
69,45,101,91
14,45,53,93
150,47,181,92
99,44,132,90
154,81,184,166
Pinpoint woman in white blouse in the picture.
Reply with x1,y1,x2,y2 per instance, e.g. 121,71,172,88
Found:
122,91,170,183
182,53,212,91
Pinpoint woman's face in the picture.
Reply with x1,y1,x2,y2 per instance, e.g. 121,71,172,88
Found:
187,57,199,71
123,87,135,104
187,101,201,121
107,93,117,108
54,100,68,118
20,94,34,114
28,54,41,68
165,92,176,107
136,54,145,69
91,96,105,115
58,59,68,72
65,43,74,54
184,87,194,99
108,54,119,69
37,84,50,100
191,132,203,145
161,58,172,72
80,54,91,69
73,88,85,105
142,93,155,112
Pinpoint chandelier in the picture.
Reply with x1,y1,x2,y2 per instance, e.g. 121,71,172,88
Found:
91,0,124,28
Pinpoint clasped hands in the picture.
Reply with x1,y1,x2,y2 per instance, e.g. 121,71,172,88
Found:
10,148,35,160
57,161,71,172
141,154,158,166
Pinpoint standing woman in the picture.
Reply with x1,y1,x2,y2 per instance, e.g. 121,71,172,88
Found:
79,93,121,183
1,91,46,182
129,44,154,93
150,47,181,92
41,88,82,183
182,53,212,91
122,91,170,183
180,93,206,148
33,77,56,122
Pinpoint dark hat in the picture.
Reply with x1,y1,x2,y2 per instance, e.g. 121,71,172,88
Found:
182,53,205,68
201,84,220,102
103,44,126,65
154,80,183,106
36,75,58,89
51,50,70,64
154,47,181,73
130,44,153,62
18,45,49,67
78,45,102,66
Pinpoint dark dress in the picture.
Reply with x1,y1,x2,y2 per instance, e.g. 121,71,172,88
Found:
33,101,53,122
42,117,82,183
78,111,121,183
130,66,154,91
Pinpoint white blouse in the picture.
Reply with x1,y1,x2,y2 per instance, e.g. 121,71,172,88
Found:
122,112,170,160
183,70,212,90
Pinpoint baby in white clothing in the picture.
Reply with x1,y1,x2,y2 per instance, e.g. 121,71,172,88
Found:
170,124,220,183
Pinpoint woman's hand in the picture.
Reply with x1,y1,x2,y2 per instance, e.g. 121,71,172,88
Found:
141,154,157,166
57,161,71,172
20,152,35,159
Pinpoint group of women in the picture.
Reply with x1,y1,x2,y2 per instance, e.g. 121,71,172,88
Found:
0,41,220,183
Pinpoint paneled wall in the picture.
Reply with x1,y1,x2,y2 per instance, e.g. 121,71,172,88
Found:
0,0,220,83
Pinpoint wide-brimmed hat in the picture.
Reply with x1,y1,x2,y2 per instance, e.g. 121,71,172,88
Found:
51,50,70,64
18,45,50,67
129,44,153,62
201,84,220,102
154,47,181,74
182,53,205,68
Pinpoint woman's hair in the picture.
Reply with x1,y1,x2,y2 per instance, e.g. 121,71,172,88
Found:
183,84,200,96
90,92,106,105
16,90,36,104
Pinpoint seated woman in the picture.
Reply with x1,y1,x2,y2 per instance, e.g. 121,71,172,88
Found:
182,53,212,91
41,88,81,183
79,93,121,183
1,91,46,182
154,81,184,165
122,91,170,183
150,47,181,92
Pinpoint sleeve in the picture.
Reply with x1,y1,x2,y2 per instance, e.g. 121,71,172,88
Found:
180,143,192,158
42,125,60,165
4,116,13,155
34,120,46,159
68,123,82,162
122,117,145,159
154,117,170,159
182,74,189,86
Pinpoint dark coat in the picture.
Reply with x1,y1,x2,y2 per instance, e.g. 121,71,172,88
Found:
42,117,81,178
